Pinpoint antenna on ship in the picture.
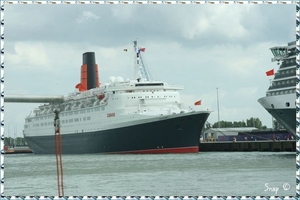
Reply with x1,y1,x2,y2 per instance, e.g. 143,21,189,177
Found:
133,40,150,82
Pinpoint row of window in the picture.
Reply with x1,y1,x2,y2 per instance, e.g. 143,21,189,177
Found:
283,58,296,64
267,89,296,96
272,79,295,86
277,69,295,75
27,116,92,128
128,95,177,99
124,89,162,93
32,121,54,127
62,116,91,123
61,107,104,116
29,107,105,121
134,89,173,92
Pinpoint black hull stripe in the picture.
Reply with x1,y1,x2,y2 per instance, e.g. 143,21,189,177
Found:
25,112,210,154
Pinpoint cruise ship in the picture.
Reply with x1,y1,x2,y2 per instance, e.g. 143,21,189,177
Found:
258,41,296,136
19,41,211,154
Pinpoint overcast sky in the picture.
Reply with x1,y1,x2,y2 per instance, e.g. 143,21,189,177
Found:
4,3,296,137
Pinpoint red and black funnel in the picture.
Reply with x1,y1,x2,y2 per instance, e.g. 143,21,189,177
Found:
75,52,100,92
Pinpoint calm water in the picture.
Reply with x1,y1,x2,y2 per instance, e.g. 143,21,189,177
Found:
3,152,296,196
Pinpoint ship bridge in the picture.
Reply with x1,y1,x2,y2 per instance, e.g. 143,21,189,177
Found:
270,47,288,62
270,41,296,62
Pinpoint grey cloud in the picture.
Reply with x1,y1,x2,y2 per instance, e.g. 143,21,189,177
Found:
76,11,101,24
5,4,295,49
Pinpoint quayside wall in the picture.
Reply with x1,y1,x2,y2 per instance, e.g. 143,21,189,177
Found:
199,140,296,152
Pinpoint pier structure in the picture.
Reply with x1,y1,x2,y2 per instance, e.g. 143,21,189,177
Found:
199,140,296,152
200,127,295,152
4,146,33,154
4,94,64,103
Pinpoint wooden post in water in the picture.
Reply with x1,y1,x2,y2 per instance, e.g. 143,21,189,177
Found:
54,110,64,196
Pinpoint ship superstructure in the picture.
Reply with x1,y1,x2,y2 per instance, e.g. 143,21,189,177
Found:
258,41,296,136
22,41,211,154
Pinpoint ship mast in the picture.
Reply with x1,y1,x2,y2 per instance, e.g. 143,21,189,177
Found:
133,40,150,82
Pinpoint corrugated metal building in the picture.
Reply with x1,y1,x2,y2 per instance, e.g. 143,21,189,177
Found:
202,127,258,141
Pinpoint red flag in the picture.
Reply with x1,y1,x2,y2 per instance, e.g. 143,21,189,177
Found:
194,100,201,106
140,48,146,52
266,69,274,76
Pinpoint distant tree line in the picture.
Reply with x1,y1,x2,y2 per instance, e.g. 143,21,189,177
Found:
273,119,285,130
204,117,285,131
4,137,27,147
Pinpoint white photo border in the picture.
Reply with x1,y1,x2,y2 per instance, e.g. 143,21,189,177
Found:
0,0,299,199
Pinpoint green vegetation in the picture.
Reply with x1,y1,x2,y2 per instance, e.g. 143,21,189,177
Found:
205,117,284,130
273,119,285,130
4,137,27,147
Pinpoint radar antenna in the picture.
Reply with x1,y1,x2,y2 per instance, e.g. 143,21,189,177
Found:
133,40,150,81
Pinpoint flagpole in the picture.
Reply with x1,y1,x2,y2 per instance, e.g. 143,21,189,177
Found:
271,79,273,129
217,87,220,128
268,72,274,129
